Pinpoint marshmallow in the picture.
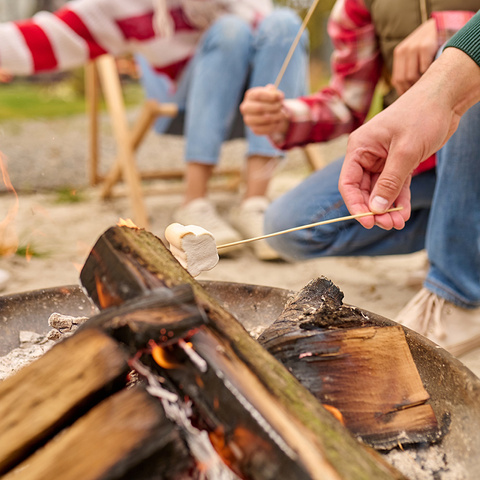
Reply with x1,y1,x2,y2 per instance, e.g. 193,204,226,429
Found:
165,223,219,277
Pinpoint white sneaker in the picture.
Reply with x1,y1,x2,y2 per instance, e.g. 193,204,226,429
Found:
173,198,243,255
394,288,480,357
0,269,10,292
230,196,280,261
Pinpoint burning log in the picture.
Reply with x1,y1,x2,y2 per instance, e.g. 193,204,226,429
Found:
79,225,405,479
0,291,210,479
2,385,193,480
0,328,130,475
258,278,441,450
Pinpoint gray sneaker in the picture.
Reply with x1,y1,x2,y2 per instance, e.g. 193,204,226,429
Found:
173,198,243,255
395,288,480,357
230,196,280,261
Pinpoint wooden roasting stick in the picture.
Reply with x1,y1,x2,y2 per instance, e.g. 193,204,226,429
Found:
80,225,405,480
274,0,322,88
217,207,403,250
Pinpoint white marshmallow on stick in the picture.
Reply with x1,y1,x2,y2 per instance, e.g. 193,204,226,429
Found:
165,223,219,277
166,207,404,277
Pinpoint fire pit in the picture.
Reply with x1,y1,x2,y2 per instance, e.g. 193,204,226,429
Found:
1,280,480,479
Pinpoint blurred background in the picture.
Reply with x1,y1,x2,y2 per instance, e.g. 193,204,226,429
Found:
0,0,336,123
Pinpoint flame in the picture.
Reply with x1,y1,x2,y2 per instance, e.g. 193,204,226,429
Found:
150,341,180,369
94,273,123,308
0,152,19,256
322,404,345,425
208,425,272,476
117,218,139,229
25,244,32,262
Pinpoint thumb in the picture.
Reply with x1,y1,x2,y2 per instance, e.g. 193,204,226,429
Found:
369,155,413,213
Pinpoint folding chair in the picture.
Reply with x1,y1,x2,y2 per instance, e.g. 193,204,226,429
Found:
85,54,325,229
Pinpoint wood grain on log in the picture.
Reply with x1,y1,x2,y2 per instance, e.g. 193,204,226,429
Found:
259,278,441,449
2,386,192,480
0,329,129,475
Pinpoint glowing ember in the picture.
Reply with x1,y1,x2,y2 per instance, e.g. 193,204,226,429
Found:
117,218,139,229
178,339,207,372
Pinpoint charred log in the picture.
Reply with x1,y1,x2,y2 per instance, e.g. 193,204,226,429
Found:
2,385,193,480
259,278,442,450
0,329,130,475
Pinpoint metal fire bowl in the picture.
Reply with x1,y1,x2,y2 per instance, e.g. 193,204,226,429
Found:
1,281,480,477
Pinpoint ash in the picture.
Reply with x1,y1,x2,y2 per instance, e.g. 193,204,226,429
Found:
383,445,468,480
0,312,88,381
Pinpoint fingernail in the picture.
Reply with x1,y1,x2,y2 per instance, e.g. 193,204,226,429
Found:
370,196,389,212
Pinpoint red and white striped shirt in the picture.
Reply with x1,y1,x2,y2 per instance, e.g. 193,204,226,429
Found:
0,0,272,81
278,0,475,154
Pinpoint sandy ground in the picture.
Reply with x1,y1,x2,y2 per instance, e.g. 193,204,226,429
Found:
1,111,479,379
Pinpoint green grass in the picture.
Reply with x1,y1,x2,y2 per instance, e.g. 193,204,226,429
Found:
15,243,47,259
54,187,87,204
0,76,144,121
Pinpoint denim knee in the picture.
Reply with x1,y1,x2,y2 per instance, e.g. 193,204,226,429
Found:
201,14,253,55
264,203,323,261
256,8,306,47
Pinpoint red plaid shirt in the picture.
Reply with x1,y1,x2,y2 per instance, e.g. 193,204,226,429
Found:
275,0,475,174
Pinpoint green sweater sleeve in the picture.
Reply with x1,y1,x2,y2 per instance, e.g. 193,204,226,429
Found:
445,11,480,67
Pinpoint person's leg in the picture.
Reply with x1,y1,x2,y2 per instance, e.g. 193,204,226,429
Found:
183,14,252,177
174,15,254,249
424,100,480,308
265,157,436,261
395,100,480,356
230,8,309,260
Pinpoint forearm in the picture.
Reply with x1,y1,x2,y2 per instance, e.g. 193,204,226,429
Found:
431,47,480,119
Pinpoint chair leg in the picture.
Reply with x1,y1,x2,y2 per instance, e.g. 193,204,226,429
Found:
85,62,101,186
95,55,150,228
100,101,163,199
303,144,327,171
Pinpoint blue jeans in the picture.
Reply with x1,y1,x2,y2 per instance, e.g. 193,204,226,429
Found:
138,8,309,164
265,101,480,308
